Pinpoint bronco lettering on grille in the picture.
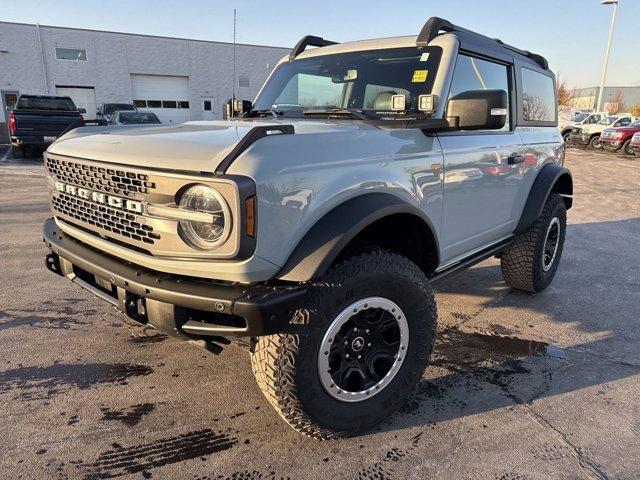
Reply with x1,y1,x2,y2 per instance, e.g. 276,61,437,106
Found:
54,181,143,214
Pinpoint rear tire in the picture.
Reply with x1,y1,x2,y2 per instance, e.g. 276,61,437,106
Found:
251,250,437,438
589,135,602,150
501,194,567,293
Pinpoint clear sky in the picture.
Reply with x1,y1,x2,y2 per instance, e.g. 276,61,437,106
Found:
1,0,638,88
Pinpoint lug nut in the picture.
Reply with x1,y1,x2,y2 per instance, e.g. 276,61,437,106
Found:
345,353,350,358
357,355,361,360
367,343,372,347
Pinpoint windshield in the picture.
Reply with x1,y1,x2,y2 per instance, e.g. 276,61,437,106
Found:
571,113,588,122
117,112,160,124
598,116,617,125
252,46,442,119
105,103,136,114
16,96,76,111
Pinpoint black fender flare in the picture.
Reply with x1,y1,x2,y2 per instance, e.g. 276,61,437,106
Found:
276,193,439,282
515,163,573,234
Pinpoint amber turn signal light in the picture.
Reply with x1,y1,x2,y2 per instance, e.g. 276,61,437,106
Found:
245,196,256,237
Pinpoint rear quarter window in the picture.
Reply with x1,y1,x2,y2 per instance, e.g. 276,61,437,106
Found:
521,68,556,123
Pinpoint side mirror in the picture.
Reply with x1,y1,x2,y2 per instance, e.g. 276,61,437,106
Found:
78,108,87,114
446,89,507,130
223,98,252,119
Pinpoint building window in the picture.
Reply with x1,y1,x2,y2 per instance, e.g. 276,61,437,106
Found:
162,100,177,108
521,68,556,122
178,101,190,109
55,47,87,61
133,100,147,108
203,100,212,111
146,100,161,108
239,76,250,88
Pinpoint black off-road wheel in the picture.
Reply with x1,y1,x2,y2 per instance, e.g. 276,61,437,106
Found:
501,194,567,293
251,250,437,439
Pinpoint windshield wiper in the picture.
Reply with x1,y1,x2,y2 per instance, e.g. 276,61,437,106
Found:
303,108,368,120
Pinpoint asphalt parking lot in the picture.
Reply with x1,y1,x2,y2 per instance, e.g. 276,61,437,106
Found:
1,145,639,480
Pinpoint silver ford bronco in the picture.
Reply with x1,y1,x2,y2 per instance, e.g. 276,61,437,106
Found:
43,17,572,438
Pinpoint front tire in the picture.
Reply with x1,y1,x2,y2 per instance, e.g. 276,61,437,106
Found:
501,194,567,293
562,132,574,146
251,251,437,438
622,139,633,155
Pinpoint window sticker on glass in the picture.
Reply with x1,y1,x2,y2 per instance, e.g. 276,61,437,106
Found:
412,70,428,83
419,53,430,62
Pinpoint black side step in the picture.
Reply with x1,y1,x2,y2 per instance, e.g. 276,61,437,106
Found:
215,125,294,174
428,239,512,284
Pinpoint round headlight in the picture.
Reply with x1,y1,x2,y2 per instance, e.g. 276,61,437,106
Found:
178,185,231,250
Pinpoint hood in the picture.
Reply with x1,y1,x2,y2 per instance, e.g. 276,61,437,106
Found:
48,119,376,173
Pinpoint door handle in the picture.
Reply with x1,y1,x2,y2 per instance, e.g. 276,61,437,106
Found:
507,154,525,165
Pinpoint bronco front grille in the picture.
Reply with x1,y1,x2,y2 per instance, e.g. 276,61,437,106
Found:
45,156,156,197
51,192,160,244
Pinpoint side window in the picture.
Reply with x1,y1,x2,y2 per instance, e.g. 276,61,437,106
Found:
449,55,510,131
615,117,631,127
521,67,556,122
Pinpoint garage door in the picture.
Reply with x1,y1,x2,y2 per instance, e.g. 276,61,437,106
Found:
56,86,96,118
131,74,191,125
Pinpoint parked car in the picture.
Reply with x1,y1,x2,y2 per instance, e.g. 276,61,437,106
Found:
600,119,640,155
569,114,635,149
629,132,640,157
109,110,161,125
8,94,85,158
96,103,137,121
559,111,606,144
43,16,572,438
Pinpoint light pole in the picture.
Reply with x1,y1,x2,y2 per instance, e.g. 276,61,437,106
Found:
596,0,619,112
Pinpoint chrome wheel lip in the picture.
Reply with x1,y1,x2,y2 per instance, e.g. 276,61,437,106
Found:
318,297,408,403
542,217,561,272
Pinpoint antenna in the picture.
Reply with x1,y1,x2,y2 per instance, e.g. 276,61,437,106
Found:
232,8,236,101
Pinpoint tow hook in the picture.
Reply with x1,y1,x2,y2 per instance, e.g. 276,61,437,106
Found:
45,253,63,276
124,293,148,323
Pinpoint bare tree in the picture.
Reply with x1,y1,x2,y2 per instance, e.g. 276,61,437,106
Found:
523,93,550,121
606,90,626,114
556,76,575,106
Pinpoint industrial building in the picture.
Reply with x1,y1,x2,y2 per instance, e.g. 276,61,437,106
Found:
0,21,288,142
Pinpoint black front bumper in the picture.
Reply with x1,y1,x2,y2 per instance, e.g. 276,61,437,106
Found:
43,218,306,337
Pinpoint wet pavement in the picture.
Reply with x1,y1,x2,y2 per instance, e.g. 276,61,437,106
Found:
1,148,639,479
